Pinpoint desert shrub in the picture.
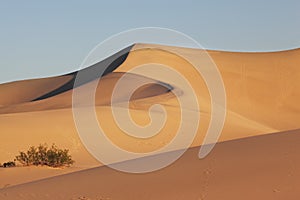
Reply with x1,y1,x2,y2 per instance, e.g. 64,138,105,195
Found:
15,144,74,168
2,161,16,168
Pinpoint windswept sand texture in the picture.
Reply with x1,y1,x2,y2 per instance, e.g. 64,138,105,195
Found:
0,44,300,199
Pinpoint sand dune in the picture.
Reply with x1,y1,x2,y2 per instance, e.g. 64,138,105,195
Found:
119,44,300,131
0,72,172,114
0,43,300,198
1,129,300,200
0,75,73,106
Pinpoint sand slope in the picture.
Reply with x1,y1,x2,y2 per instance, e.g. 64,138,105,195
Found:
1,129,300,200
0,43,300,196
0,75,73,106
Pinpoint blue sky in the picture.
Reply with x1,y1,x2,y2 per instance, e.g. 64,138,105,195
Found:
0,0,299,83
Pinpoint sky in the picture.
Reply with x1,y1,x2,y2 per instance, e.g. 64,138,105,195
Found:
0,0,299,83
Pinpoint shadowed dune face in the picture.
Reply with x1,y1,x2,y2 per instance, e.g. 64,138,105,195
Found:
0,43,300,190
0,72,172,114
32,45,134,101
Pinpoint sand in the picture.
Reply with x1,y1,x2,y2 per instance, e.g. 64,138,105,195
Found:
0,43,300,199
1,129,300,199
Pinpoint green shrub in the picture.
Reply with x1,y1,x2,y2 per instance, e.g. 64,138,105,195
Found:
15,144,74,168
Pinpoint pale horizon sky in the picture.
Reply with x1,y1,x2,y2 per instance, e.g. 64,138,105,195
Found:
0,0,299,83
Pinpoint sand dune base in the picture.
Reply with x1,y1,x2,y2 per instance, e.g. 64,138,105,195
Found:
1,129,300,200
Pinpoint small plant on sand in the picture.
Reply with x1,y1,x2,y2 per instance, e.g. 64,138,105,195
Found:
1,161,16,168
15,144,74,168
